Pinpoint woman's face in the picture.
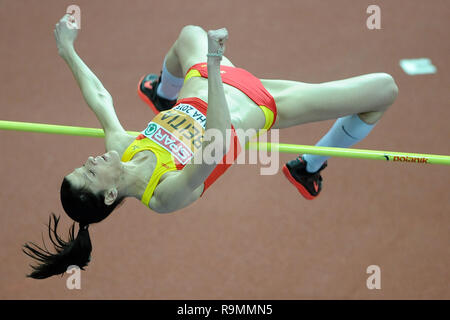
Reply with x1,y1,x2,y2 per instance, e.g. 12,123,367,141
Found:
66,150,122,194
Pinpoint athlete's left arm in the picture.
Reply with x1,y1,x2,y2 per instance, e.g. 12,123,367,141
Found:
54,14,129,148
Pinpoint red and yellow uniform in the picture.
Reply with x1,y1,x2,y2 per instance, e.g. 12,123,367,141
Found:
121,97,241,208
185,63,278,130
123,63,278,208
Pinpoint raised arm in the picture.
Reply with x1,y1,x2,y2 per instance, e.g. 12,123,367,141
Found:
152,29,231,212
179,28,232,189
54,14,126,139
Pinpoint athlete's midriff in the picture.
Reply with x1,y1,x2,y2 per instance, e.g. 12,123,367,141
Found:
178,75,267,133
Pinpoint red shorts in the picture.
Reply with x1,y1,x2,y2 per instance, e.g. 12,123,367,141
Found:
185,63,278,130
180,64,278,196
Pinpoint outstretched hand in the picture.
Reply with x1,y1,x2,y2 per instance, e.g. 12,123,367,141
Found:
54,14,79,57
207,28,228,60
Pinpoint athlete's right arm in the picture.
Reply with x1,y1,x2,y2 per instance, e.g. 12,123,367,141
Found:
54,14,127,141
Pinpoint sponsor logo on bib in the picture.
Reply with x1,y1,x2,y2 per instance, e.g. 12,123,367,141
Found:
142,123,193,164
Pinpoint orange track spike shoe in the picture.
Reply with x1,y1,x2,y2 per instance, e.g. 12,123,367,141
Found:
137,73,177,114
282,156,327,200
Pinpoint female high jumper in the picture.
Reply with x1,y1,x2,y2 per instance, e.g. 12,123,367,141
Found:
23,14,398,279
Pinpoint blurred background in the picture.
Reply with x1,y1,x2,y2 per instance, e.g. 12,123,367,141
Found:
0,0,448,299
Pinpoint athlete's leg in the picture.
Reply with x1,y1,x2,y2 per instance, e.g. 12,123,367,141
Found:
265,73,398,171
139,25,236,112
261,73,398,199
164,25,234,78
261,73,398,128
151,25,235,102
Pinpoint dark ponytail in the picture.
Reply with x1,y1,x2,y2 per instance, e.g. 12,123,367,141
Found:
23,214,92,279
23,177,124,279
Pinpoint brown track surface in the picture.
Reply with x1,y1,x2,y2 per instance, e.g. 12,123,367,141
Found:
0,0,448,299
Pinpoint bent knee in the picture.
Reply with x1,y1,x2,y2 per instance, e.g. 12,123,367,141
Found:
376,73,399,109
178,25,206,40
175,25,207,54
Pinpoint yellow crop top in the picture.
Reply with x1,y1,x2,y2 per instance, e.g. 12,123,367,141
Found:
121,98,207,208
121,136,177,208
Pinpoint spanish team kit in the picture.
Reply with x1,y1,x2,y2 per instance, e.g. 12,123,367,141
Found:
141,99,207,165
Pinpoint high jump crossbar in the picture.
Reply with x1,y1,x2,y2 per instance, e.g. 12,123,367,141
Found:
1,120,449,166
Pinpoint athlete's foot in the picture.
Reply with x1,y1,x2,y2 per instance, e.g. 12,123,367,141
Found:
137,73,177,114
282,155,327,200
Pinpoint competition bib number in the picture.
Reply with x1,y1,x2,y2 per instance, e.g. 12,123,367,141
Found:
141,103,206,165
